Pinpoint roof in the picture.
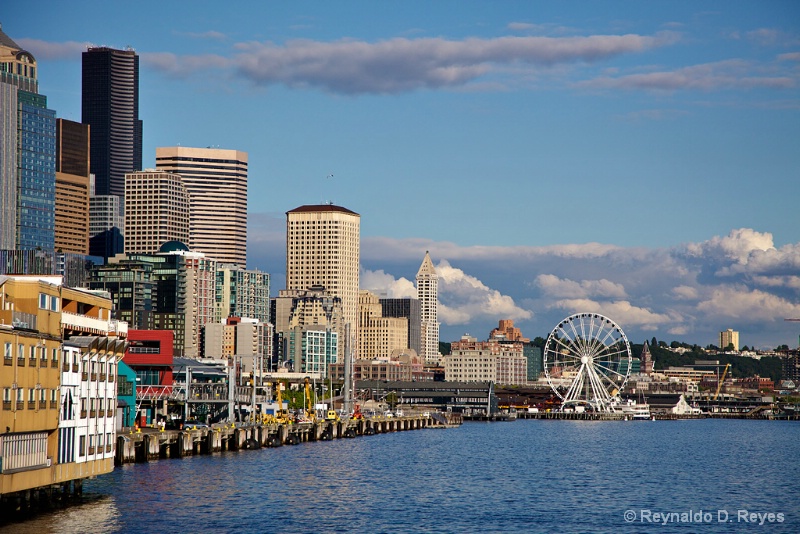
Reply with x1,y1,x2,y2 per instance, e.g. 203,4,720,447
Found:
0,24,23,51
287,204,359,216
417,251,437,277
172,357,228,377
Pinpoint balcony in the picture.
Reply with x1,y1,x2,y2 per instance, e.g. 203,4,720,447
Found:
61,311,109,335
80,409,87,418
2,401,10,411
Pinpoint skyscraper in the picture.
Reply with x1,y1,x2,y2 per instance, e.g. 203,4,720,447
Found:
123,170,189,255
285,204,360,341
417,251,440,364
82,46,141,197
55,119,90,254
155,147,248,266
1,25,56,250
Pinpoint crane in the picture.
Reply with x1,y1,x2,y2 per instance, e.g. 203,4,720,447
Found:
786,319,800,348
304,377,316,422
713,363,731,401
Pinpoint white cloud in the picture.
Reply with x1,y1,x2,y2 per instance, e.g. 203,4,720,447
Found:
578,59,796,92
697,286,800,321
672,285,699,300
535,274,627,299
16,38,91,61
360,270,416,298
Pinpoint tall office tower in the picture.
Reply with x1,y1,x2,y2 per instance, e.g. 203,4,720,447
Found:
82,47,141,197
416,251,440,364
215,264,270,323
55,119,90,253
155,147,248,266
123,170,189,255
381,297,422,357
286,205,360,343
0,25,56,250
719,329,739,351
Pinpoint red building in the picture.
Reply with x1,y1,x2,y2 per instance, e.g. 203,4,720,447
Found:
124,330,175,424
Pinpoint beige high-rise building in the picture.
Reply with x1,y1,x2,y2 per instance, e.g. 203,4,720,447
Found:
285,205,360,341
155,147,248,266
358,290,409,360
719,329,739,351
123,170,189,255
55,119,90,254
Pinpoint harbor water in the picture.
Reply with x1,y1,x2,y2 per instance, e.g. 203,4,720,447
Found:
3,419,799,533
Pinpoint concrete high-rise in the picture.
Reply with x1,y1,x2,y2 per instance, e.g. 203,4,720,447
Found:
55,119,90,254
417,251,440,364
719,329,739,351
155,147,248,266
1,25,56,250
285,205,360,339
123,170,189,255
82,47,141,198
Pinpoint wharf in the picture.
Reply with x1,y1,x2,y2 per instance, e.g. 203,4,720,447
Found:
115,413,455,464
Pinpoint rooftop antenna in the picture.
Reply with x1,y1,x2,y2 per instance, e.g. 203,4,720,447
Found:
324,173,334,205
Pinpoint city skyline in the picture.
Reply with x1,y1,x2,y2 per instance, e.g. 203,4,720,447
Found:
3,2,799,348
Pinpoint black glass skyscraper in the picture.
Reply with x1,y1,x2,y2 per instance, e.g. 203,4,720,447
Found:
81,47,142,197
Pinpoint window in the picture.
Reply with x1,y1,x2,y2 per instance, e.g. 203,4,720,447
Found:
79,435,86,456
39,293,47,309
3,342,11,360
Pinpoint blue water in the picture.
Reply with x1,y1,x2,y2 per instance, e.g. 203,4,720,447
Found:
4,419,799,533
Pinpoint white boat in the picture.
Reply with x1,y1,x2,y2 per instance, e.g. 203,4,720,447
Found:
617,398,651,420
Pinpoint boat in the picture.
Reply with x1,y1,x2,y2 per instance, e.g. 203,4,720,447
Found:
617,398,651,420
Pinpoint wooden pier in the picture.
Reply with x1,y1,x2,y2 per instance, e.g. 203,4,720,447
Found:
115,414,452,465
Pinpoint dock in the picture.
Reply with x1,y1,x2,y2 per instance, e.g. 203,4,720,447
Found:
115,413,460,464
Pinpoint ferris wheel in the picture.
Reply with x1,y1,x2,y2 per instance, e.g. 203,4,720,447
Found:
543,313,632,413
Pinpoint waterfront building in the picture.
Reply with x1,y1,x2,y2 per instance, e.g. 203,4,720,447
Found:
274,286,342,377
116,360,137,428
89,242,216,358
55,119,90,254
82,47,141,198
489,319,530,343
416,252,441,365
380,297,421,357
123,170,189,255
356,380,497,416
719,329,739,351
445,334,528,386
155,147,248,266
358,290,409,360
215,264,270,324
0,275,126,499
0,26,56,250
285,204,360,352
124,329,173,425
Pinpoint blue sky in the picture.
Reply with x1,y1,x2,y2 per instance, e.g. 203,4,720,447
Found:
6,1,800,349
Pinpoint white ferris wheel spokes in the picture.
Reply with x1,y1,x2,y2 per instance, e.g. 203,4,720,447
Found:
543,313,632,413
